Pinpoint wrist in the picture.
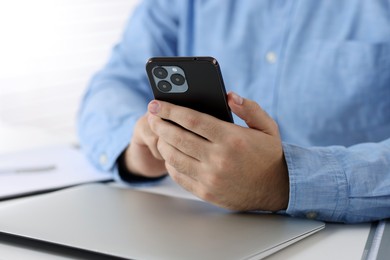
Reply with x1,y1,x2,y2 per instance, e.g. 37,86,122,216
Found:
117,149,167,183
266,155,290,212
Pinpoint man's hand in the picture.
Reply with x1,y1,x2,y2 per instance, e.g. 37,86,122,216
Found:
122,113,167,178
147,92,289,212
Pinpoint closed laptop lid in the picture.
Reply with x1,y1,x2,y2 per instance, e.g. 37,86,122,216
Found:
0,184,324,259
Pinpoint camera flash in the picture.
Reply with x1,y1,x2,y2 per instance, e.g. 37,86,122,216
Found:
172,67,178,72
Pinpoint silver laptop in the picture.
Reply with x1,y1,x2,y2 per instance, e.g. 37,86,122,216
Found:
0,184,324,259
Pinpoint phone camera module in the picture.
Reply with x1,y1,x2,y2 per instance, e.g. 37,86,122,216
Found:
157,80,172,93
151,65,188,93
170,73,185,86
153,67,168,79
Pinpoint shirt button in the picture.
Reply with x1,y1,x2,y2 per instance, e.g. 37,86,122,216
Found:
265,51,277,64
99,154,108,166
306,212,318,219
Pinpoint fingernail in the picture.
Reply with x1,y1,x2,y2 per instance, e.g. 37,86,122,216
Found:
232,92,243,105
149,101,160,114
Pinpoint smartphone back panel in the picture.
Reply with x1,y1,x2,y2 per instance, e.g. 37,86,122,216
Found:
146,57,233,123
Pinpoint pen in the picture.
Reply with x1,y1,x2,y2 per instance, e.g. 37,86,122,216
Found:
0,165,56,174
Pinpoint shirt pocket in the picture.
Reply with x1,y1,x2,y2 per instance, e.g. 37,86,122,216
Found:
284,40,390,146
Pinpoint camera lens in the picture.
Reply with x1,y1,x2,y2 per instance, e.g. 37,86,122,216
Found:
170,73,185,86
157,80,172,93
153,67,168,79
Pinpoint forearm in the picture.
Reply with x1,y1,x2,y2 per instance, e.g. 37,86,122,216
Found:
283,140,390,223
78,80,147,171
77,0,179,172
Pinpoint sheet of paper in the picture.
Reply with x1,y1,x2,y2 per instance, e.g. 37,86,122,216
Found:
0,145,112,199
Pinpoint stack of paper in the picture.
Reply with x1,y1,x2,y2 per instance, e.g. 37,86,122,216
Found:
0,145,112,199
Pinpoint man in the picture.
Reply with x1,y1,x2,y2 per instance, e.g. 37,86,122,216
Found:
78,0,390,223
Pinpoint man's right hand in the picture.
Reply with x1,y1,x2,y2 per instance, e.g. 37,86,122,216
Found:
122,113,167,178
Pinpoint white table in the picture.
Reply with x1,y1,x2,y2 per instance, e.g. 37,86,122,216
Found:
0,125,371,259
0,178,371,260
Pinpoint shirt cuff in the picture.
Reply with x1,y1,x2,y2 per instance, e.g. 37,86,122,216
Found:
80,114,140,172
116,151,168,185
283,143,349,222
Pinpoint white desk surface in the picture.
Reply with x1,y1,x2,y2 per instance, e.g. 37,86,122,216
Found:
0,125,371,259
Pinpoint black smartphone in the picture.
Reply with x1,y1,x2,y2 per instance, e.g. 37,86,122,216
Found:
146,57,234,123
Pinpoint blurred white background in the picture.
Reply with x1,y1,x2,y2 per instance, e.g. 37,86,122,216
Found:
0,0,139,149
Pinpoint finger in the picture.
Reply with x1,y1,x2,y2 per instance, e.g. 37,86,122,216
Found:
166,163,198,194
157,138,202,180
227,91,279,136
139,115,164,160
144,134,164,160
167,164,218,204
148,114,209,161
148,100,225,142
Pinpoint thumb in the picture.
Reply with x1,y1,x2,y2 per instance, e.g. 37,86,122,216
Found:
227,91,279,136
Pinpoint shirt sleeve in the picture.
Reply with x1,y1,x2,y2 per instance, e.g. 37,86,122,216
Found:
77,0,179,172
283,139,390,223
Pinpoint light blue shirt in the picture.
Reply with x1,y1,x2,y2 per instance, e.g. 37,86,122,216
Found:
78,0,390,223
